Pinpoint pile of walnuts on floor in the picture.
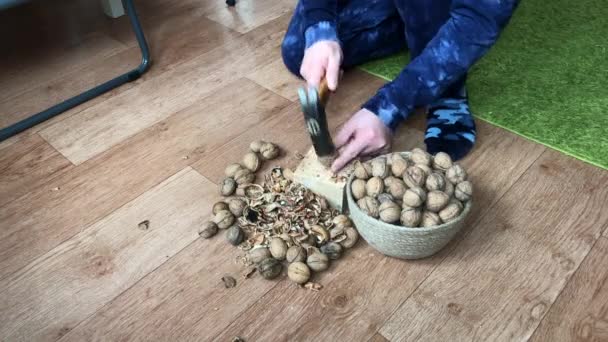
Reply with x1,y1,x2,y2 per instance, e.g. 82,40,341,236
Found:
199,141,360,289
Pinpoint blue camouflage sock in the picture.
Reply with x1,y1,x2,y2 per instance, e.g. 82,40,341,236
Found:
424,85,476,161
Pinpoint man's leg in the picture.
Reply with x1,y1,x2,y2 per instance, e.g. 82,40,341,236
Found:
396,0,477,160
282,0,406,78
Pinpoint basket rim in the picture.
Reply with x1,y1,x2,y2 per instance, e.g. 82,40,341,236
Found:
346,154,472,233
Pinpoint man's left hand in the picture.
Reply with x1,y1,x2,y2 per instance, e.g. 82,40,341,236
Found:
331,108,392,172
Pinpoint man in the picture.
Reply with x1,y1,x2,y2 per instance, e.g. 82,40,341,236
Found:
281,0,518,172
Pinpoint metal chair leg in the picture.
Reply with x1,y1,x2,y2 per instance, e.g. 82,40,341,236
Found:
0,0,150,142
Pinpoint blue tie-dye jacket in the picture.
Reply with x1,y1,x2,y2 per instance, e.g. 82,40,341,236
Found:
302,0,518,130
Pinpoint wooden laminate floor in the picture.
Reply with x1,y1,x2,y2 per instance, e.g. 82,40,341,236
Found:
1,1,607,341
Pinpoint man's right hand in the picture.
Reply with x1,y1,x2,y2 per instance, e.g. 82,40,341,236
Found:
300,40,342,91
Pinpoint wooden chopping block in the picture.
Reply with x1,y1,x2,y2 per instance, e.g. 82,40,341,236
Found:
293,147,354,212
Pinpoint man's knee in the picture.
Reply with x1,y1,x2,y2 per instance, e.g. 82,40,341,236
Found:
281,33,304,77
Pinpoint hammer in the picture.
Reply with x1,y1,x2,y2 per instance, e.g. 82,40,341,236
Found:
298,78,337,168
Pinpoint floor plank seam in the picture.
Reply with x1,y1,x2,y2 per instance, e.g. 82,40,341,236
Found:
0,165,194,284
245,76,296,103
525,234,603,341
56,237,202,342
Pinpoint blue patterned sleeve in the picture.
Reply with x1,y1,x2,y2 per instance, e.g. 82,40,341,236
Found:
302,0,339,47
363,0,519,130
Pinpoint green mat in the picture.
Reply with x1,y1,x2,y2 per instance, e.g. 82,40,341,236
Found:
360,0,608,170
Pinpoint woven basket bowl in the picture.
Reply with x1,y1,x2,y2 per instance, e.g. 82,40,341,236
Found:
346,154,472,260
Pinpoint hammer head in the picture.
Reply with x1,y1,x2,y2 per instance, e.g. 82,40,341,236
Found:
298,79,336,164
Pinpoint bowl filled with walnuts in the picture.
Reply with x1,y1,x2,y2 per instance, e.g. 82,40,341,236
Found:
346,148,473,259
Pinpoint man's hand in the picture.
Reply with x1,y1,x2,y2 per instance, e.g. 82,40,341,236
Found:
331,109,392,172
300,40,342,91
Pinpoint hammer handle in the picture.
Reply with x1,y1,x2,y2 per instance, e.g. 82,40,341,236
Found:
318,78,330,106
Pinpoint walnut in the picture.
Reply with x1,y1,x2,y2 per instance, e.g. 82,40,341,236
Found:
249,140,266,153
288,261,311,284
410,148,432,166
227,197,247,216
306,248,330,272
225,163,244,178
365,177,384,197
332,215,351,229
212,201,229,215
357,196,380,218
257,258,282,279
377,193,396,204
353,160,372,180
371,157,389,178
426,172,446,192
213,210,235,229
400,206,422,227
242,152,261,172
444,180,455,197
340,227,359,248
426,191,450,212
387,179,407,199
351,179,367,200
248,247,271,264
455,180,473,202
421,211,442,227
234,168,255,185
402,186,427,208
320,242,343,260
379,201,400,224
269,237,288,260
286,246,307,263
446,164,467,184
403,166,426,188
260,142,280,160
439,201,464,223
416,163,432,177
226,225,244,246
433,152,453,171
198,221,218,239
391,155,409,178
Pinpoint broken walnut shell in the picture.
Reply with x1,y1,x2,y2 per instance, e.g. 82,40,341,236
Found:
332,215,351,230
340,227,359,248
